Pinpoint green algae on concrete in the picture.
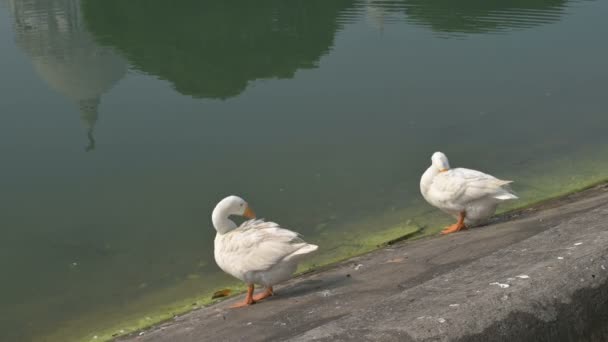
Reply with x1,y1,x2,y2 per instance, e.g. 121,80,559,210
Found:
46,283,246,342
69,225,424,342
53,144,608,342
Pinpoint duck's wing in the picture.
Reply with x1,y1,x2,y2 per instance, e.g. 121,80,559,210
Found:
431,168,516,206
221,219,318,272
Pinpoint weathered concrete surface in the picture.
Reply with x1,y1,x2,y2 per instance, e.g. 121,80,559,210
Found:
120,184,608,342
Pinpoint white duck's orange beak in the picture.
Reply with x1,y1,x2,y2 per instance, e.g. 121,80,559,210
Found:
439,168,448,173
243,205,256,219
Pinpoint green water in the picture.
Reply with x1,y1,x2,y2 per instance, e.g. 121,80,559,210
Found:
1,0,607,340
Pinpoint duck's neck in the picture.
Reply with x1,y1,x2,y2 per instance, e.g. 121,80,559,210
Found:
212,207,237,235
420,166,439,195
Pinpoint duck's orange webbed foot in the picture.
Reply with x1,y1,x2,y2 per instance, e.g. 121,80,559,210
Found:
230,300,255,308
230,284,256,308
441,223,466,235
441,212,466,235
252,287,273,302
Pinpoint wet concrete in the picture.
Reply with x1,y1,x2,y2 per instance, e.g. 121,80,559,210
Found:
119,184,608,342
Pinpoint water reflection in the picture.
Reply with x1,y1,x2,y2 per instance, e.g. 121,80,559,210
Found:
366,0,569,35
365,0,387,31
1,0,606,340
5,0,126,151
81,0,354,99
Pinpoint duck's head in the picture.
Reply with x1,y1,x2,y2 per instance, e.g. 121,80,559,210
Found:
212,195,256,234
215,195,256,218
431,152,450,172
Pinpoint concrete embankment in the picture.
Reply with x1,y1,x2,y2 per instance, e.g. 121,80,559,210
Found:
119,184,608,342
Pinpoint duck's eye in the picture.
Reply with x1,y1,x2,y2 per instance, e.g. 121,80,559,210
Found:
240,203,244,207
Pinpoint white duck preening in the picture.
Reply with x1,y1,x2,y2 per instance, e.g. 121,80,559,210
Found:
420,152,518,235
212,195,318,308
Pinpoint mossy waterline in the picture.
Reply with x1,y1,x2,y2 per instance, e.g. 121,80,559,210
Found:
3,0,608,340
41,141,608,342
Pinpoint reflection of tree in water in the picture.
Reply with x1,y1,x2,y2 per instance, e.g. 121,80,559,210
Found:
368,0,567,34
5,0,127,151
82,0,354,99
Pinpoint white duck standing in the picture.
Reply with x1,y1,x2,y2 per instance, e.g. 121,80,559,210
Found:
420,152,518,235
212,195,318,308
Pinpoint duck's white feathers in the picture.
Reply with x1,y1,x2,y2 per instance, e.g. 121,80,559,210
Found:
420,166,518,227
214,219,318,284
428,168,517,212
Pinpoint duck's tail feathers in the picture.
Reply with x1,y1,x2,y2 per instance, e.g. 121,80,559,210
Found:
494,180,518,200
285,243,318,261
495,192,518,200
296,243,319,255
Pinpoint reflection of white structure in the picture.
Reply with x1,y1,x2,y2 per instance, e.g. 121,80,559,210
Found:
5,0,126,151
365,0,386,32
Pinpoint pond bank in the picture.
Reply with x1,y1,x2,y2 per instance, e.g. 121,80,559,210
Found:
118,183,608,342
